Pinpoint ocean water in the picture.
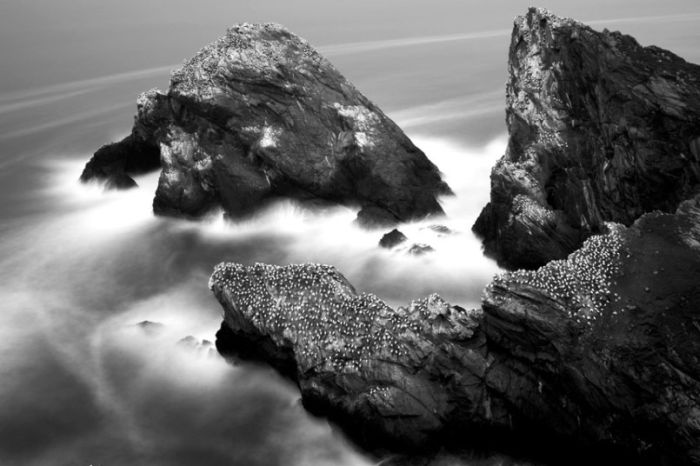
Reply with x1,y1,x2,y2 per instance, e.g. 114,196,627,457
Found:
1,1,699,465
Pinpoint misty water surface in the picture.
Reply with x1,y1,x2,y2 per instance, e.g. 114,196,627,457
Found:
1,1,699,465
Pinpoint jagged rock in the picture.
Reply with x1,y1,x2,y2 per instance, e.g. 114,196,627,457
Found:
209,194,700,465
474,7,700,269
480,194,700,465
379,229,408,249
81,24,450,225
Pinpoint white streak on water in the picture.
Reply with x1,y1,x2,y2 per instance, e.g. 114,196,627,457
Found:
0,101,134,143
319,12,700,56
0,65,173,105
0,9,695,124
390,91,504,129
0,88,95,116
319,29,511,56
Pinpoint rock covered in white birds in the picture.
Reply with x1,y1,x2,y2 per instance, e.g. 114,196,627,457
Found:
489,223,626,326
474,7,700,270
210,196,700,465
209,262,478,373
209,262,500,453
81,23,451,226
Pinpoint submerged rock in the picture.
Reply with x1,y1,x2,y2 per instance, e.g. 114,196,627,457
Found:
425,224,452,235
177,335,216,357
474,8,700,269
81,23,450,225
135,320,165,335
209,195,700,465
407,243,434,256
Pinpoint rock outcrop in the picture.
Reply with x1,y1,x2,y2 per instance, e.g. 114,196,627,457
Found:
81,23,450,225
474,7,700,269
210,194,700,465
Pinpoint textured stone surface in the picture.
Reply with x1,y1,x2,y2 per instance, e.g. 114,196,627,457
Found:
210,195,700,465
81,24,450,225
474,7,700,269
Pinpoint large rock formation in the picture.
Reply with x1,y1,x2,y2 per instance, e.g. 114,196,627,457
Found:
210,194,700,465
81,23,450,226
474,7,700,269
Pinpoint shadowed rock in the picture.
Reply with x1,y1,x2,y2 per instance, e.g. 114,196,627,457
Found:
81,23,450,225
474,7,700,270
379,229,408,249
210,194,700,465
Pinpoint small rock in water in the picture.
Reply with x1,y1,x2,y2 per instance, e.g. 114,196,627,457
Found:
425,224,452,235
379,229,408,249
135,320,165,335
408,243,434,256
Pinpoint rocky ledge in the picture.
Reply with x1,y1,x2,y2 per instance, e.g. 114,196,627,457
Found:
474,7,700,269
81,23,450,226
210,194,700,465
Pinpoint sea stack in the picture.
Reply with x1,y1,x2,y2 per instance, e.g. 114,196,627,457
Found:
81,23,451,226
474,7,700,269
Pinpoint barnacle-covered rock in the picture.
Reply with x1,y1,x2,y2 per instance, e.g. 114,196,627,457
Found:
81,24,450,225
474,7,700,269
210,195,700,464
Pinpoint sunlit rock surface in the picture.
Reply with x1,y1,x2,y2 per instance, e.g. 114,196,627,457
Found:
210,194,700,465
474,7,700,269
81,23,450,225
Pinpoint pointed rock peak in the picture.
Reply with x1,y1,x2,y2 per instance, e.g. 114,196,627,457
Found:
82,23,450,226
474,8,700,270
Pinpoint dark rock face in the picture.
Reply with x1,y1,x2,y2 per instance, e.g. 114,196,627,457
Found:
80,90,169,188
210,195,700,465
379,229,408,249
80,135,159,189
81,24,450,225
474,7,700,270
481,195,700,466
